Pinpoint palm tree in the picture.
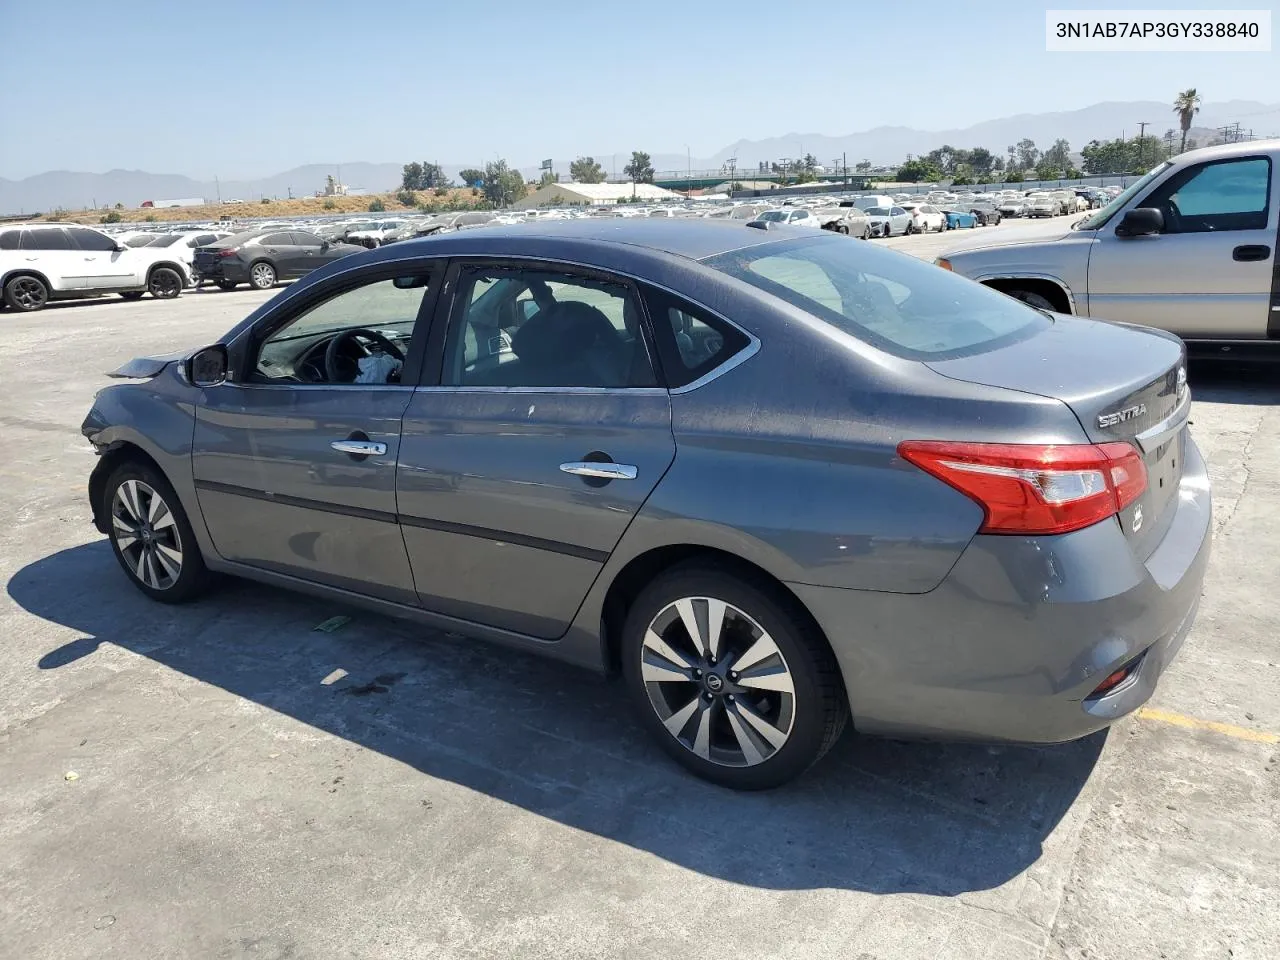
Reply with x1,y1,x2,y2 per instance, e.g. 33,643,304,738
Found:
1173,88,1201,153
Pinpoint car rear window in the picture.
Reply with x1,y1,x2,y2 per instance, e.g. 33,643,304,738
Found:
704,236,1049,360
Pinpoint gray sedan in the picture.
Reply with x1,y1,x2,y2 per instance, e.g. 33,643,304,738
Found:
81,220,1211,789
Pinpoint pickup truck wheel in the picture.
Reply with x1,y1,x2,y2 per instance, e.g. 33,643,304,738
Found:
1007,289,1057,311
147,267,183,299
119,291,145,300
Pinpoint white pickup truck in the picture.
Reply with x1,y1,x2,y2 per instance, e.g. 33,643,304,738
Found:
938,140,1280,349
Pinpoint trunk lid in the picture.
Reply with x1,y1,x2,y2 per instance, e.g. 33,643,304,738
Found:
926,315,1189,559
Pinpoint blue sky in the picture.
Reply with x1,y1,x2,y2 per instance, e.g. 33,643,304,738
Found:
1,0,1275,179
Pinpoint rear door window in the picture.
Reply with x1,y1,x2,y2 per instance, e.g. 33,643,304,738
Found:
68,228,119,251
705,236,1047,360
0,231,20,250
21,228,74,251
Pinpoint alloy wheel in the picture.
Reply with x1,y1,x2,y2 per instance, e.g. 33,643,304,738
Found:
149,269,181,298
251,263,275,288
10,277,47,310
640,597,795,767
111,479,183,590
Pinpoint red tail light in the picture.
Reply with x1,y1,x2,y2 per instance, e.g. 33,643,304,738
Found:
898,441,1147,535
217,247,240,258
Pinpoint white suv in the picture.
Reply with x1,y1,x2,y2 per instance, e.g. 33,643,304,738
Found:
0,223,193,312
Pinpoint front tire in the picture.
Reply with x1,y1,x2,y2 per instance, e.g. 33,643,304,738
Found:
1007,288,1058,311
249,261,277,290
621,563,848,789
4,275,49,312
103,461,213,603
147,267,183,299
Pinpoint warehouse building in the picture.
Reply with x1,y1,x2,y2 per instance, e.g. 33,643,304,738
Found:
513,181,681,210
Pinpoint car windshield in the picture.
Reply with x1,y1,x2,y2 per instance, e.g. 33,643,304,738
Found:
1075,162,1172,229
757,211,788,222
865,207,891,216
705,236,1048,360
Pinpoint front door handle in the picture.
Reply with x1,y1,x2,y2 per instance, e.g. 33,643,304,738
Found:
331,439,387,457
560,461,638,480
1233,244,1271,262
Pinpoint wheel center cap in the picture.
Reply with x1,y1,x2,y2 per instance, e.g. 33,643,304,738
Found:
703,672,724,694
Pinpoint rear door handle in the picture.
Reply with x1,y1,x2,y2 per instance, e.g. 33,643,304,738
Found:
330,440,387,456
1233,244,1271,262
560,461,638,480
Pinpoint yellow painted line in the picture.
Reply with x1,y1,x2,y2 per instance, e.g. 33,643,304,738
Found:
1137,707,1279,745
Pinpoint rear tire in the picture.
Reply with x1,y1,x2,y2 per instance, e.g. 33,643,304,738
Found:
249,261,276,290
4,275,49,312
147,267,183,299
102,460,213,604
119,291,145,301
621,562,848,790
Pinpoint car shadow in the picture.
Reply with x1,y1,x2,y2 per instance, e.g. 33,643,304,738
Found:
11,541,1104,897
1188,358,1280,405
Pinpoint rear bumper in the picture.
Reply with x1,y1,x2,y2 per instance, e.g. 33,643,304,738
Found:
791,433,1212,743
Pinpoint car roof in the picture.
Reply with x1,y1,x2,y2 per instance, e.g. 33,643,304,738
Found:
385,218,801,262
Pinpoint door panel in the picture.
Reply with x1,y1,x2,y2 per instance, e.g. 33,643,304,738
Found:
1086,155,1277,339
194,386,418,602
397,389,675,637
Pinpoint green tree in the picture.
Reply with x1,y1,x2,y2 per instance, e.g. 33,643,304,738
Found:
1039,138,1072,178
368,198,386,212
1005,169,1024,183
897,158,942,182
482,160,526,206
458,168,485,188
402,162,424,190
968,147,996,177
1173,88,1200,153
569,156,606,183
1015,138,1040,172
538,170,558,188
396,188,418,207
114,202,123,210
855,159,872,173
420,163,450,188
322,198,337,210
623,151,655,184
100,210,122,223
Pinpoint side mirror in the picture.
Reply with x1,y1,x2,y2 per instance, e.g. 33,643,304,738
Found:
187,345,228,387
321,240,330,251
114,242,127,252
1115,207,1164,238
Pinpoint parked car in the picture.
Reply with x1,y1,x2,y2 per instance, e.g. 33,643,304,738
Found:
145,230,232,280
900,203,947,233
967,201,1002,226
939,140,1280,349
940,207,978,230
1025,194,1059,218
752,209,824,229
997,197,1027,218
814,203,873,238
853,194,897,212
346,219,412,248
192,229,363,290
0,222,191,311
82,219,1210,789
864,205,913,237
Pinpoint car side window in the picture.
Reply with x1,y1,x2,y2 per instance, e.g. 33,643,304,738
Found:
253,274,434,385
642,287,750,389
67,227,118,251
443,267,657,388
261,233,293,246
891,206,906,216
0,230,19,250
1141,157,1271,233
21,228,74,251
291,232,322,246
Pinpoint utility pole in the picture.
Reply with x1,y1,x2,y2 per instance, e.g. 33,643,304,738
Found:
843,151,847,189
1137,121,1149,170
215,176,221,204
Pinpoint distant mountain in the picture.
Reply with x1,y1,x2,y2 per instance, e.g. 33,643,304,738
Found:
706,99,1278,168
4,100,1275,212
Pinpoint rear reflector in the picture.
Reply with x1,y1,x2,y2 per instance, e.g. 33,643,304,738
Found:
898,440,1148,535
1089,653,1144,697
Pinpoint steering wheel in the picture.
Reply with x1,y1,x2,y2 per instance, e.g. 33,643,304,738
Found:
324,328,405,383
